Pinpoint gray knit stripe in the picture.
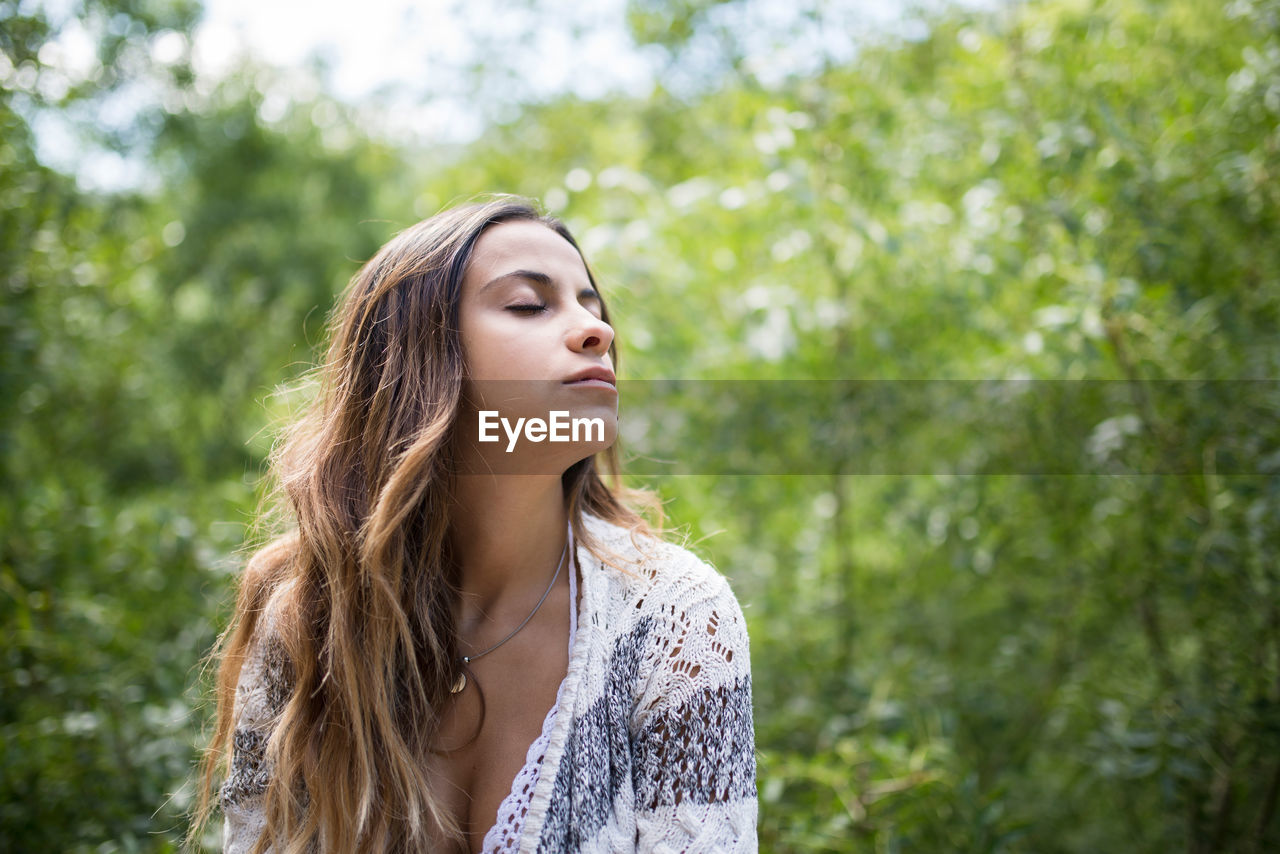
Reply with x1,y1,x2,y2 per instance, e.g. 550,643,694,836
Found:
536,616,654,852
221,728,271,807
220,637,291,810
631,678,756,810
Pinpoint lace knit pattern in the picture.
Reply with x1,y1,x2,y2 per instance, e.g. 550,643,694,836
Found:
220,514,757,853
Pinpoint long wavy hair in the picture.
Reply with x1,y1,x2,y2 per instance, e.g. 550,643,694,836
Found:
191,197,655,853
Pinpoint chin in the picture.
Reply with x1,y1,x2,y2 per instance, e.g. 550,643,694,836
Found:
465,404,618,475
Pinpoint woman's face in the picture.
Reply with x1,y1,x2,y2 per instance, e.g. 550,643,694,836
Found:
456,220,618,471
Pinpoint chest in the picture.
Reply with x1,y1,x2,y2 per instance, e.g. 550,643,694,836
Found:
426,588,574,852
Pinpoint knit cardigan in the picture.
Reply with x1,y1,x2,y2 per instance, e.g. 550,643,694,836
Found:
221,513,758,852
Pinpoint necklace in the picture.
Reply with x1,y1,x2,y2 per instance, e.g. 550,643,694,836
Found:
450,529,570,694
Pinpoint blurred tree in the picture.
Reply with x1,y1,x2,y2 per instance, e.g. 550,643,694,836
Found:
3,0,1278,850
1,2,409,850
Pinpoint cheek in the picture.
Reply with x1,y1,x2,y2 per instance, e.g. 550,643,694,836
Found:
459,316,508,380
468,336,524,381
468,324,557,378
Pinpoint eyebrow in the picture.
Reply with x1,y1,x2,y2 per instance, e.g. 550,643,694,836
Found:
482,269,600,302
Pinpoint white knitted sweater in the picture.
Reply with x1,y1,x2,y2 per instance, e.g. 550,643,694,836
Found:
220,513,758,852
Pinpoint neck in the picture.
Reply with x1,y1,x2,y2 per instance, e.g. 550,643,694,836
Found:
449,473,569,618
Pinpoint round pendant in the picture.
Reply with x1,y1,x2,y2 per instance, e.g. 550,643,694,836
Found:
450,672,466,694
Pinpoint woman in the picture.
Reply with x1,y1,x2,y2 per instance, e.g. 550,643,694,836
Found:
193,197,757,853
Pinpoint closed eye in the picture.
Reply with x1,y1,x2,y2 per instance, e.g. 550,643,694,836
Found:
507,304,547,314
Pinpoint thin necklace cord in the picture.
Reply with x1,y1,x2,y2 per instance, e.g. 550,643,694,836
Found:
450,523,571,694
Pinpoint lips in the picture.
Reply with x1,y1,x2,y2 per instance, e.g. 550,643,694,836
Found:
564,367,617,387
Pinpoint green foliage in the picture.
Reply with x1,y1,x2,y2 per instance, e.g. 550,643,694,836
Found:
1,6,411,849
3,0,1279,850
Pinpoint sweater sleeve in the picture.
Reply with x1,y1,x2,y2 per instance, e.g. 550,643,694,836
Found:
219,631,287,854
630,564,758,854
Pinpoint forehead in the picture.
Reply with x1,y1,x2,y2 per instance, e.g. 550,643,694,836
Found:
464,220,590,288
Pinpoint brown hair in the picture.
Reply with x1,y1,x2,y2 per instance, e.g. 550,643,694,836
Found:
191,196,655,852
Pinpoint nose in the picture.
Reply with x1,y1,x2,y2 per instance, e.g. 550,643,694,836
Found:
568,306,614,355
